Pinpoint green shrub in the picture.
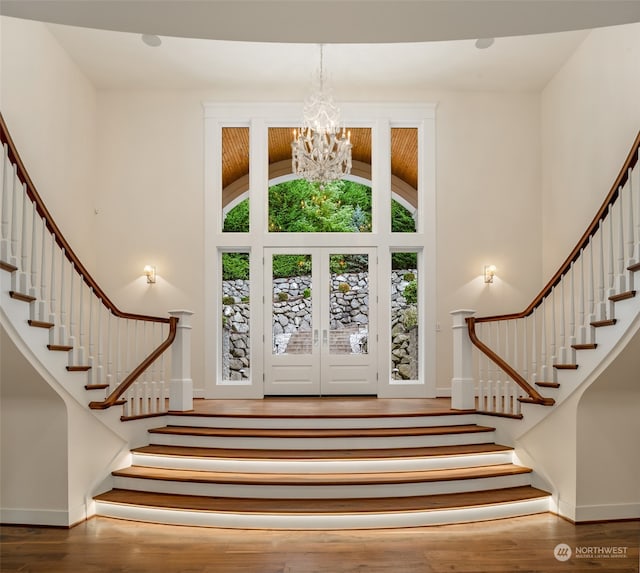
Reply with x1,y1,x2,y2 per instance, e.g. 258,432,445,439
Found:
338,282,351,294
403,280,418,304
391,252,417,270
222,253,249,280
401,305,418,330
223,199,250,232
303,288,311,299
403,272,415,282
222,295,235,305
278,292,289,302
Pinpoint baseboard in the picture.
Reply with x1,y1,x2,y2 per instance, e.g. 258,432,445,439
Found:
1,507,71,527
575,502,640,522
436,387,452,397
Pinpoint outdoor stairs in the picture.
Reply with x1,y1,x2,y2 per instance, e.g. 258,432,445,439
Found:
94,405,552,529
285,326,359,355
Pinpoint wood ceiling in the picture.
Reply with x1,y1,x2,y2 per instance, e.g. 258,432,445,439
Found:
221,127,418,204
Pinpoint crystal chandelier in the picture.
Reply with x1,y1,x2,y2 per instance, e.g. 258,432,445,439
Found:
292,45,352,185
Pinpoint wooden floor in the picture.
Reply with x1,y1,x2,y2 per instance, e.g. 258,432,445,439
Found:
171,397,465,418
1,515,638,572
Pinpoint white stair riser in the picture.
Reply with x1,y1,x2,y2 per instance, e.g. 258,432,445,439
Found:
112,472,532,499
147,431,496,450
131,451,514,473
166,414,479,429
95,496,551,530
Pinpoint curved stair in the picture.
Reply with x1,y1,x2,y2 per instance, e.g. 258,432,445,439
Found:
94,409,551,529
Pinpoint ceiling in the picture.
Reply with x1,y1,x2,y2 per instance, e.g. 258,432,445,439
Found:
2,0,640,44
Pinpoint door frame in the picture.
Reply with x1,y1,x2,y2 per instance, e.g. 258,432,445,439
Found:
264,246,378,396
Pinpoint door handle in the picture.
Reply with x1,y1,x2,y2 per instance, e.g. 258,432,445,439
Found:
313,329,319,346
323,329,328,345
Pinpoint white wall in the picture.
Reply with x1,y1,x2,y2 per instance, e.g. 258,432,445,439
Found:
0,16,98,268
0,327,69,525
541,22,640,277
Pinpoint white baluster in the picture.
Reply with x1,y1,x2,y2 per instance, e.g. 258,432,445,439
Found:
540,299,549,382
503,380,512,415
58,250,68,346
0,145,10,262
486,380,494,413
68,264,76,365
106,311,113,390
87,288,94,385
495,380,502,413
48,235,57,345
522,316,529,383
18,183,29,292
477,380,485,411
558,277,567,365
626,167,636,289
616,188,626,293
29,203,38,316
569,263,576,364
77,279,85,366
588,240,597,343
115,317,121,388
38,217,47,322
607,212,616,317
141,381,149,415
550,287,558,383
513,384,522,416
578,250,586,345
531,311,538,385
96,299,104,386
597,224,607,321
9,167,19,271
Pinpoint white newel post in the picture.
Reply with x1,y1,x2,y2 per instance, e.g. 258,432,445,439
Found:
169,310,194,411
450,309,476,410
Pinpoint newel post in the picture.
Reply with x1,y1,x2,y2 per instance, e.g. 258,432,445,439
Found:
450,309,476,410
169,310,194,411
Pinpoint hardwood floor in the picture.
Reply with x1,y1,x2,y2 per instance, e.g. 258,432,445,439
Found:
1,515,638,572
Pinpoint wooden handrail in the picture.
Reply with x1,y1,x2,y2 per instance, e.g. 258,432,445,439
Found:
89,316,178,410
467,317,554,406
475,130,640,324
0,112,169,324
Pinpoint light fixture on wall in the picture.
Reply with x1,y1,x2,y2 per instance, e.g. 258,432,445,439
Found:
484,265,497,284
144,265,156,284
291,44,352,186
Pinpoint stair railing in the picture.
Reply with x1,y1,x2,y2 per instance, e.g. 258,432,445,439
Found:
0,113,191,416
453,131,640,416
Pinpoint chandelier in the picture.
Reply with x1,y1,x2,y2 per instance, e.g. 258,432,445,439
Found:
292,45,352,185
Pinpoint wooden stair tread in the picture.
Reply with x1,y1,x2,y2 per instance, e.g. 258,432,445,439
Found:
67,365,91,372
535,382,560,389
572,343,597,350
0,260,18,273
9,291,36,303
553,364,578,370
609,290,636,302
112,463,531,486
95,485,549,514
86,384,109,390
628,262,640,273
133,443,513,461
148,424,495,439
27,319,54,329
47,344,73,352
590,318,617,327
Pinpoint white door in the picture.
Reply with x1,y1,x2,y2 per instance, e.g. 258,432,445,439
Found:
264,247,377,395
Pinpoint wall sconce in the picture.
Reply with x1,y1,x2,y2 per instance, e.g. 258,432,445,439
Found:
484,265,497,283
144,265,156,284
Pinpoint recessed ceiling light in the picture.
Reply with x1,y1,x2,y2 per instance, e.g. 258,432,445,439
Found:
141,34,162,47
475,38,495,50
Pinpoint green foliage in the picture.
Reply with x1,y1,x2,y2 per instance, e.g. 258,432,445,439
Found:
338,282,351,294
268,179,371,233
401,305,418,330
391,199,416,233
391,252,418,270
278,292,289,302
222,253,249,280
403,272,415,282
272,255,311,279
303,288,311,299
223,199,250,233
403,280,418,304
329,254,368,274
222,295,235,305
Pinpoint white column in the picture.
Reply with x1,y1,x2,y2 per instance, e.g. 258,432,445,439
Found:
450,309,476,410
169,310,194,411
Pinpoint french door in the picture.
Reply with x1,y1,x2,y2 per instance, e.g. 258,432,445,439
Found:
264,247,377,395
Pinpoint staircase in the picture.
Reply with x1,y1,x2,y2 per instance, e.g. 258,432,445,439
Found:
93,403,551,529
